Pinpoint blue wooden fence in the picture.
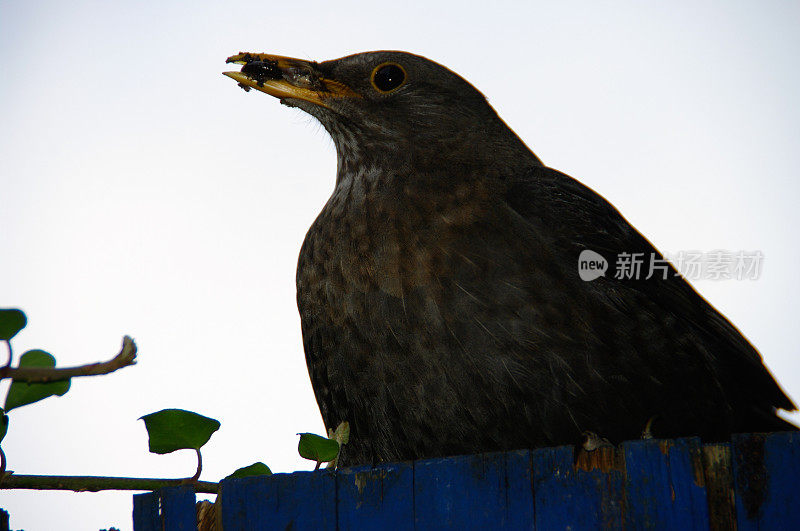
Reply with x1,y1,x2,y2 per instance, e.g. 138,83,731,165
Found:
133,432,799,530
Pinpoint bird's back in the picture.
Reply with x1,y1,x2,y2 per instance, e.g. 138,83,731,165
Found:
506,166,795,435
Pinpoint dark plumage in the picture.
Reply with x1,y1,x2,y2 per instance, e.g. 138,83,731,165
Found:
224,51,796,466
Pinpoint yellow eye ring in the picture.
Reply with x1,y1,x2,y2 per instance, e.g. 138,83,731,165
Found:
370,62,407,93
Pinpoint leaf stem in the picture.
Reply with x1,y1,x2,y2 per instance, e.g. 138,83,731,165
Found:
191,448,203,483
2,340,11,370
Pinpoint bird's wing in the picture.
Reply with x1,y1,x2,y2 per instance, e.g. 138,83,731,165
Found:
505,165,795,424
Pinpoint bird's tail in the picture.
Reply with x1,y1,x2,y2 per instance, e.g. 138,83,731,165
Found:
742,406,799,434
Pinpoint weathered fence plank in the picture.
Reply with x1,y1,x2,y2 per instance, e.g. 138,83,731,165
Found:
219,470,336,530
414,451,532,530
622,437,710,530
132,485,196,531
337,461,414,530
533,444,623,529
732,431,800,530
503,450,536,529
701,443,736,531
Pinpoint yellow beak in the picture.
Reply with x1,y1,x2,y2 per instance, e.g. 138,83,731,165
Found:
223,53,359,107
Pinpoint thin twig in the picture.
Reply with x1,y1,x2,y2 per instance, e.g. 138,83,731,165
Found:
0,474,218,494
0,336,137,382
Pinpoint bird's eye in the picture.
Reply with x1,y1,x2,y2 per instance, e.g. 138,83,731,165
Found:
371,63,406,93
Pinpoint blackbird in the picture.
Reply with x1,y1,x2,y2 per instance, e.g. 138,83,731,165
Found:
224,51,796,466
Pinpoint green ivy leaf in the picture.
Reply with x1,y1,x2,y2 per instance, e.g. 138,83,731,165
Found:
4,350,71,412
224,462,272,480
0,309,26,341
298,432,339,464
140,409,220,454
0,409,8,443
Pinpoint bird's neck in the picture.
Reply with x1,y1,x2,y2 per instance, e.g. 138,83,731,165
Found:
331,120,542,190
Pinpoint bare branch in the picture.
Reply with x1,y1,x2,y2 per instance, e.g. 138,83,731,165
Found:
0,336,137,382
0,474,218,494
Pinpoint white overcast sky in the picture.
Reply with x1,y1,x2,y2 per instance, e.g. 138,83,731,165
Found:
1,1,799,529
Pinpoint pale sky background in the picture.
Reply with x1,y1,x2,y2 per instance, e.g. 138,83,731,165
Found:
1,1,799,529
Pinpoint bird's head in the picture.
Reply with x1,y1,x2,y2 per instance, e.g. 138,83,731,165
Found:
224,51,540,176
